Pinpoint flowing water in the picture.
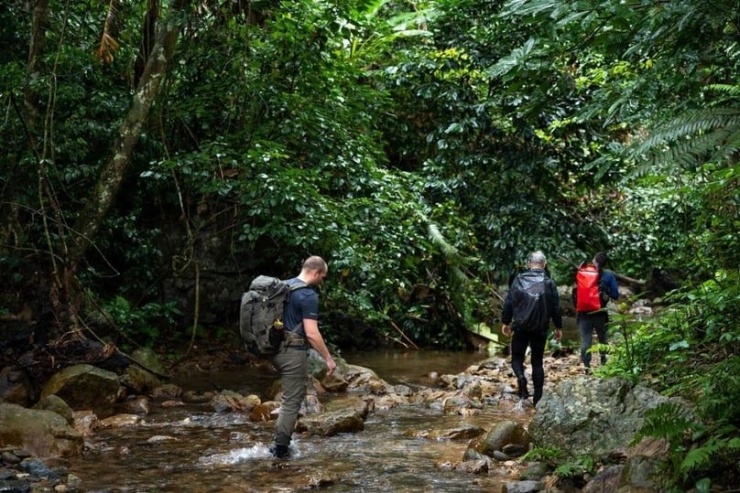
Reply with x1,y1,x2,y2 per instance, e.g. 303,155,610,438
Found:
67,350,535,493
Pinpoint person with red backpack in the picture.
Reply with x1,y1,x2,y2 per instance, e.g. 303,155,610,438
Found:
501,251,563,406
573,252,619,372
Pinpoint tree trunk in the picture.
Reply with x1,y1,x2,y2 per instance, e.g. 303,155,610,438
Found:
67,1,189,272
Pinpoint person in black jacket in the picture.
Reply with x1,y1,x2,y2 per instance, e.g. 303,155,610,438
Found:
501,251,563,405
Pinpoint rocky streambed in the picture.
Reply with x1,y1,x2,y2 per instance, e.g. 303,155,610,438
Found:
1,345,684,492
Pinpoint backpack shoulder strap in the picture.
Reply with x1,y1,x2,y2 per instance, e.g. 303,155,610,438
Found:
289,281,309,292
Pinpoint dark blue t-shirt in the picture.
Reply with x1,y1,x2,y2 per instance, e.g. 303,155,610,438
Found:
282,277,318,337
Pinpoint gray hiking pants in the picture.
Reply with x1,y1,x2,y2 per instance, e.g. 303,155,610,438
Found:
272,347,308,447
578,312,609,368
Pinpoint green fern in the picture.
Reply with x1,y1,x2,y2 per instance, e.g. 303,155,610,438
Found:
632,81,740,175
632,402,696,447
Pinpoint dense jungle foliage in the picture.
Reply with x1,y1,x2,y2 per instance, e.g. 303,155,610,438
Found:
1,0,738,489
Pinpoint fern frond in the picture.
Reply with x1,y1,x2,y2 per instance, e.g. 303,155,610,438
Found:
681,443,716,475
632,107,740,174
95,0,121,64
632,402,695,445
707,84,740,97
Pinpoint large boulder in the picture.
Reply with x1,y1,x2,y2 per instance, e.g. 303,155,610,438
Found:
530,376,695,457
0,403,83,457
40,364,120,418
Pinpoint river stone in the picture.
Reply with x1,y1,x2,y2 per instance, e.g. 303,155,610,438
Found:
582,464,622,493
33,395,74,425
0,480,30,492
115,396,151,415
72,410,98,437
296,407,365,437
249,402,279,422
98,413,142,428
120,347,169,393
40,364,120,419
455,459,489,474
530,376,696,457
20,458,58,480
150,383,182,400
520,461,550,481
210,390,259,413
468,420,531,459
502,480,543,493
0,403,83,458
617,455,662,492
430,426,486,441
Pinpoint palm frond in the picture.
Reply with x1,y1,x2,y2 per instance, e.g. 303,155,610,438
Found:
95,0,121,63
427,222,459,258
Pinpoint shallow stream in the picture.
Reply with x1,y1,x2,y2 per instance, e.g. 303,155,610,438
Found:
67,350,536,492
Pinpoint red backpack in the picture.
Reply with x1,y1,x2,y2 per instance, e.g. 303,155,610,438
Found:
574,262,602,313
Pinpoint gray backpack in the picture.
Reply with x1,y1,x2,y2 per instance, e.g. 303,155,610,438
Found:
239,276,308,357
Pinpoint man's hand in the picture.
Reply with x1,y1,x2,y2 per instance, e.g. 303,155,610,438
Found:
553,328,563,342
501,324,511,337
325,357,337,376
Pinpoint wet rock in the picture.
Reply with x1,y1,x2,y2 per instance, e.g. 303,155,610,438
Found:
40,365,120,419
150,383,182,399
0,479,30,492
582,464,622,493
160,400,185,408
33,395,74,425
120,348,168,394
455,459,489,474
617,455,661,492
0,404,83,458
468,420,532,459
98,414,142,428
71,411,98,437
492,450,510,461
520,461,550,481
320,373,349,393
442,395,479,415
210,390,259,413
115,396,150,415
297,407,366,437
249,401,279,422
299,394,324,415
182,390,214,403
375,393,410,410
20,458,59,480
462,447,488,461
502,443,528,457
429,426,486,441
66,474,82,489
1,452,21,465
145,435,178,443
502,480,543,493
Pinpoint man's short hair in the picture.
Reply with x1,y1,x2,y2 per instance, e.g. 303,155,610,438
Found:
303,256,327,273
528,250,547,267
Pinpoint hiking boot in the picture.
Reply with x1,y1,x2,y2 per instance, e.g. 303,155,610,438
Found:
269,443,290,459
517,377,529,400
